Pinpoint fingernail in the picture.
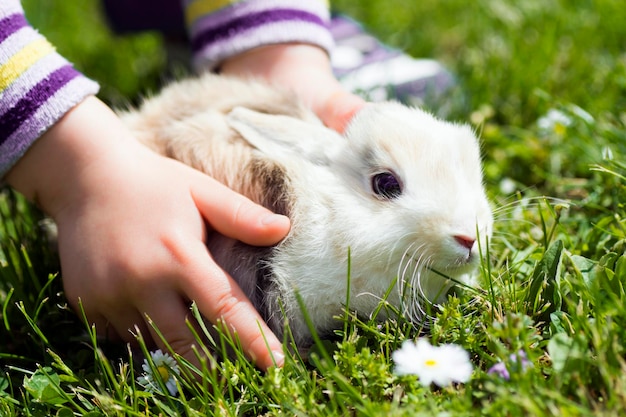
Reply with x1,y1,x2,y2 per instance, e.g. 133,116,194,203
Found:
262,214,290,227
271,350,285,367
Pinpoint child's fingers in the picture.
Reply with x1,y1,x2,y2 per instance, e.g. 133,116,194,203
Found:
317,90,367,133
190,174,290,246
136,290,203,363
176,239,284,371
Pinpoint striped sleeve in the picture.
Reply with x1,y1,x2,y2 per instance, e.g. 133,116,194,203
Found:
184,0,333,71
0,1,99,177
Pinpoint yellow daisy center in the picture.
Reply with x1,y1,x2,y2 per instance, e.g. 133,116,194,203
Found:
157,365,171,381
425,359,438,367
554,122,567,136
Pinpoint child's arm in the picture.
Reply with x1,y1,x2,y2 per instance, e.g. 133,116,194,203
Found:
185,0,366,132
2,1,289,370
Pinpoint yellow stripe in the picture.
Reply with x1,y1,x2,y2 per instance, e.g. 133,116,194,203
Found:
0,38,55,92
185,0,238,26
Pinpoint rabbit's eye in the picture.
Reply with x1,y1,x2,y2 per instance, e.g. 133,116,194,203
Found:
371,172,402,199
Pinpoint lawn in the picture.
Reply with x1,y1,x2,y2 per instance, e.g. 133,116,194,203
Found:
1,0,626,415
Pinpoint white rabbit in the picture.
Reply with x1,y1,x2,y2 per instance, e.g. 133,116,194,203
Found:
120,74,493,345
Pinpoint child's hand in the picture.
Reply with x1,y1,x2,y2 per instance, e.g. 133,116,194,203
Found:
6,96,290,370
220,44,367,133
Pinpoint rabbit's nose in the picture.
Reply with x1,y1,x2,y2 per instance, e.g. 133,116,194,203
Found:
454,235,476,251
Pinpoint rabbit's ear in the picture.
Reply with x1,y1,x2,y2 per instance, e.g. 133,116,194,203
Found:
227,107,345,165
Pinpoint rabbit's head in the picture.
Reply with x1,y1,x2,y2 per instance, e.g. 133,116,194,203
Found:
228,103,492,325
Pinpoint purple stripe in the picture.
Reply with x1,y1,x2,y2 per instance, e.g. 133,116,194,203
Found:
191,9,326,53
188,0,329,35
0,53,69,117
0,13,27,44
0,65,79,144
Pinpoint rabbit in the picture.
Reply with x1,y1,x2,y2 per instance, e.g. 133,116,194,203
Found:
119,74,494,346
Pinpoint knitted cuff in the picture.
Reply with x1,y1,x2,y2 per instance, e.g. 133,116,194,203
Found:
185,0,334,72
0,3,100,177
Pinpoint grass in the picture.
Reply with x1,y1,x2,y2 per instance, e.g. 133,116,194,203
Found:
2,0,626,415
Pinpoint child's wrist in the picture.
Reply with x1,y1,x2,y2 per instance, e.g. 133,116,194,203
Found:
5,96,136,217
219,43,331,82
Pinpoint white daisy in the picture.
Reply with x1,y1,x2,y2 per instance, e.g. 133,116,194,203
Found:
137,349,180,396
537,109,572,135
392,339,473,387
499,177,517,195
